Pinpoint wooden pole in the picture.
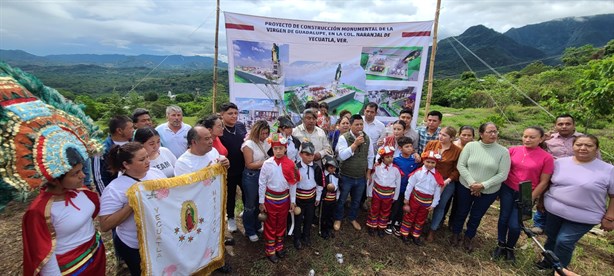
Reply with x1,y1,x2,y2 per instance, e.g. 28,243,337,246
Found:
212,0,221,112
424,0,441,118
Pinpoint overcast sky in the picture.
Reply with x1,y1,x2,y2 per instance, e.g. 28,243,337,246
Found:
1,0,612,58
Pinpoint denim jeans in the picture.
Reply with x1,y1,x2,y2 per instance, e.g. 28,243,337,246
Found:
335,175,366,221
242,168,262,236
430,181,456,231
533,209,548,229
497,184,522,247
544,213,595,267
452,184,499,238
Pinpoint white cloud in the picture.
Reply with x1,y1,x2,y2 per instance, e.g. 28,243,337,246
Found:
0,0,612,56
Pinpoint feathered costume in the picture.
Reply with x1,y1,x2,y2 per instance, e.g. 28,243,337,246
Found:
0,62,104,275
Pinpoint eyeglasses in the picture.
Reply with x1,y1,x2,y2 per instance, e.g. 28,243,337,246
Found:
484,130,499,135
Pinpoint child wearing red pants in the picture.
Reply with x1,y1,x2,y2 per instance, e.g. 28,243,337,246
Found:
401,150,444,245
258,133,300,263
366,146,402,237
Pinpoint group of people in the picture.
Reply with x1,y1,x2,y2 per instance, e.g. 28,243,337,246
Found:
23,98,613,274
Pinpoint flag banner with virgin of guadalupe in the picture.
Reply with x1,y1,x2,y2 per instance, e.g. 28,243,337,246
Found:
127,164,227,275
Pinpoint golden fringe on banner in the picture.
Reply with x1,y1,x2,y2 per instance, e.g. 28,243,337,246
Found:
127,164,228,275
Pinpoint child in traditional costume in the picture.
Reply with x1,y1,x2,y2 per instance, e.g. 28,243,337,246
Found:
320,155,339,239
366,146,402,237
0,64,105,275
386,137,419,236
400,150,444,245
293,142,323,249
258,133,300,263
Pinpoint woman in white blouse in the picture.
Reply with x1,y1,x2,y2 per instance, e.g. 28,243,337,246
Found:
133,127,177,177
241,120,272,242
98,142,166,276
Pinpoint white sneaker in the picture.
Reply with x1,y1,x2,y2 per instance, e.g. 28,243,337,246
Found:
227,218,237,232
239,211,244,217
248,234,259,242
258,226,264,233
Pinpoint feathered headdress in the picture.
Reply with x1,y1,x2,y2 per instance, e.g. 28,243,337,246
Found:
0,62,102,206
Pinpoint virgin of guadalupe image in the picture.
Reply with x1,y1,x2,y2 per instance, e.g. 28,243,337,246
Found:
186,205,195,232
181,201,199,233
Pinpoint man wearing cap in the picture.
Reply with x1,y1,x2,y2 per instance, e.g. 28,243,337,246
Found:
334,114,374,231
293,109,332,163
293,142,324,249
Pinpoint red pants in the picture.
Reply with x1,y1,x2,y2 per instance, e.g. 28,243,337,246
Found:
400,189,433,238
366,183,395,229
263,189,290,256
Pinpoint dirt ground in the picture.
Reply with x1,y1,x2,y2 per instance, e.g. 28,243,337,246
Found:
2,198,613,275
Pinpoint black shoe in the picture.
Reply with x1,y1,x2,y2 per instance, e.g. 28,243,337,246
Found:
224,238,235,246
368,228,376,236
535,259,553,270
449,233,461,246
320,231,330,240
412,236,424,246
384,226,394,235
215,263,232,274
294,239,303,250
402,236,410,244
302,237,312,247
393,226,401,237
377,229,385,238
267,255,280,263
276,249,287,259
505,247,516,264
491,242,507,260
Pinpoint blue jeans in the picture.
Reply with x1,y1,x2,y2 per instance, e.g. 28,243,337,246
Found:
544,213,594,268
242,168,262,236
497,184,522,247
430,181,456,231
533,209,547,229
335,175,366,221
452,184,499,238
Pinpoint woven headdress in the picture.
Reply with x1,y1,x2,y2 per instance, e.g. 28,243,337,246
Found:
0,62,102,197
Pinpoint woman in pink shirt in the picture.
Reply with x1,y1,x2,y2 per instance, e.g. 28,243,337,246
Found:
492,126,554,263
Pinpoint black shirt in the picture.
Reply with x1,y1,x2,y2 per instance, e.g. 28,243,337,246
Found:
219,121,247,176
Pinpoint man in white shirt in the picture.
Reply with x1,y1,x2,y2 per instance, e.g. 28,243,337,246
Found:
362,102,385,153
174,126,229,176
156,105,192,158
173,125,232,273
292,109,332,163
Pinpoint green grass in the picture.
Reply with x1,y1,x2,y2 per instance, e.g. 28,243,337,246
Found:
416,105,614,162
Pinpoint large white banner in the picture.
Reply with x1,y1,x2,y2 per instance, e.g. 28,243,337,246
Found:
127,164,226,276
224,12,433,128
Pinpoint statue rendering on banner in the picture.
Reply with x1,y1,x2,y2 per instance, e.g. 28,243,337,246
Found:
272,43,280,64
335,64,342,81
